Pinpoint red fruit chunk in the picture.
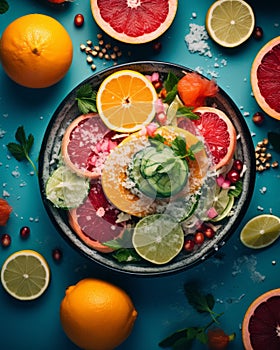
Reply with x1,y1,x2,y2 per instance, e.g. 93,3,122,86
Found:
0,199,12,226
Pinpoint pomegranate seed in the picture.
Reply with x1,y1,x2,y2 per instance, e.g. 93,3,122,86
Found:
227,169,240,183
52,248,63,262
20,226,30,239
253,26,263,40
204,226,215,239
252,112,265,126
184,239,195,252
153,41,162,52
233,159,243,172
74,14,84,27
194,231,205,245
1,233,11,247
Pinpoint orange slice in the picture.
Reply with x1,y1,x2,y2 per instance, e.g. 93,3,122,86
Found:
96,70,158,133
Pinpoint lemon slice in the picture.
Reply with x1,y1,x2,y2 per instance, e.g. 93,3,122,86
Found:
1,250,50,300
46,165,89,209
132,214,184,265
240,214,280,249
205,0,255,48
96,70,158,133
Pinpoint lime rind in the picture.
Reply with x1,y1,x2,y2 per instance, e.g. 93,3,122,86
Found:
46,165,90,209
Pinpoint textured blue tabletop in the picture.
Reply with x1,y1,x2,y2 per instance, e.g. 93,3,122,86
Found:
0,1,280,349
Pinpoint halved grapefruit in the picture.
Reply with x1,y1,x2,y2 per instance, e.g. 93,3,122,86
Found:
251,36,280,120
90,0,178,44
242,288,280,350
69,181,126,253
61,113,124,179
183,106,237,170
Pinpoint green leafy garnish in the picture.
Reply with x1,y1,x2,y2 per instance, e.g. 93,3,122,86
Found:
171,136,204,160
6,126,37,175
163,72,179,104
0,0,9,14
75,84,97,114
268,131,280,153
229,180,242,197
159,283,227,349
176,106,199,120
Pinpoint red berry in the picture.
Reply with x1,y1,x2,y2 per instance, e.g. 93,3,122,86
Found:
52,248,63,262
233,159,243,172
227,169,240,183
204,226,215,239
20,226,30,239
253,26,263,40
208,328,235,350
184,239,195,252
1,233,11,247
74,14,84,27
194,231,205,245
153,41,162,52
252,112,265,125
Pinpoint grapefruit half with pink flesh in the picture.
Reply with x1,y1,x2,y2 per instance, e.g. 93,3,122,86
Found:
242,288,280,350
251,36,280,120
69,181,126,253
90,0,178,44
184,106,237,170
61,113,124,179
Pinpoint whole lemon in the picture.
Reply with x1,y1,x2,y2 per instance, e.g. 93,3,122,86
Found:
60,278,137,350
0,14,73,88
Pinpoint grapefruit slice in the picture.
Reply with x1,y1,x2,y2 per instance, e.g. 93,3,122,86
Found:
242,288,280,350
177,72,218,108
69,181,126,253
96,70,158,133
61,113,124,179
251,36,280,120
188,106,237,170
90,0,178,44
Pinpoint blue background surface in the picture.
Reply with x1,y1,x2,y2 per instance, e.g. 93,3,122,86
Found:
0,0,280,349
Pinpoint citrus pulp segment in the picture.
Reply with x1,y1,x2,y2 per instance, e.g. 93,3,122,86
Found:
45,165,90,209
240,214,280,249
192,107,237,169
1,250,50,300
90,0,178,44
242,288,280,350
251,36,280,120
0,14,73,88
132,214,184,264
205,0,255,48
61,113,116,178
68,181,126,253
96,70,158,133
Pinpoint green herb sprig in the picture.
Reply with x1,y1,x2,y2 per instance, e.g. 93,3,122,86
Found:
75,84,97,114
0,0,9,14
7,126,38,175
159,283,228,349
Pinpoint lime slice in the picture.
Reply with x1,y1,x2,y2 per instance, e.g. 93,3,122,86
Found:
1,250,50,300
132,214,184,265
46,165,90,209
240,214,280,249
212,188,232,215
211,195,235,222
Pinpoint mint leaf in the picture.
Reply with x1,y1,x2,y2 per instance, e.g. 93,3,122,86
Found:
184,284,215,314
229,180,242,197
268,131,280,153
176,106,199,120
0,0,9,14
164,87,178,104
164,72,179,92
7,126,37,175
171,136,187,157
112,248,141,263
76,84,97,113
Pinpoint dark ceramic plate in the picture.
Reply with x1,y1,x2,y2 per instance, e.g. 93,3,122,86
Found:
38,61,255,276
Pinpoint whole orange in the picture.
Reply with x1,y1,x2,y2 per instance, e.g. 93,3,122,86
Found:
60,278,138,350
0,14,73,88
